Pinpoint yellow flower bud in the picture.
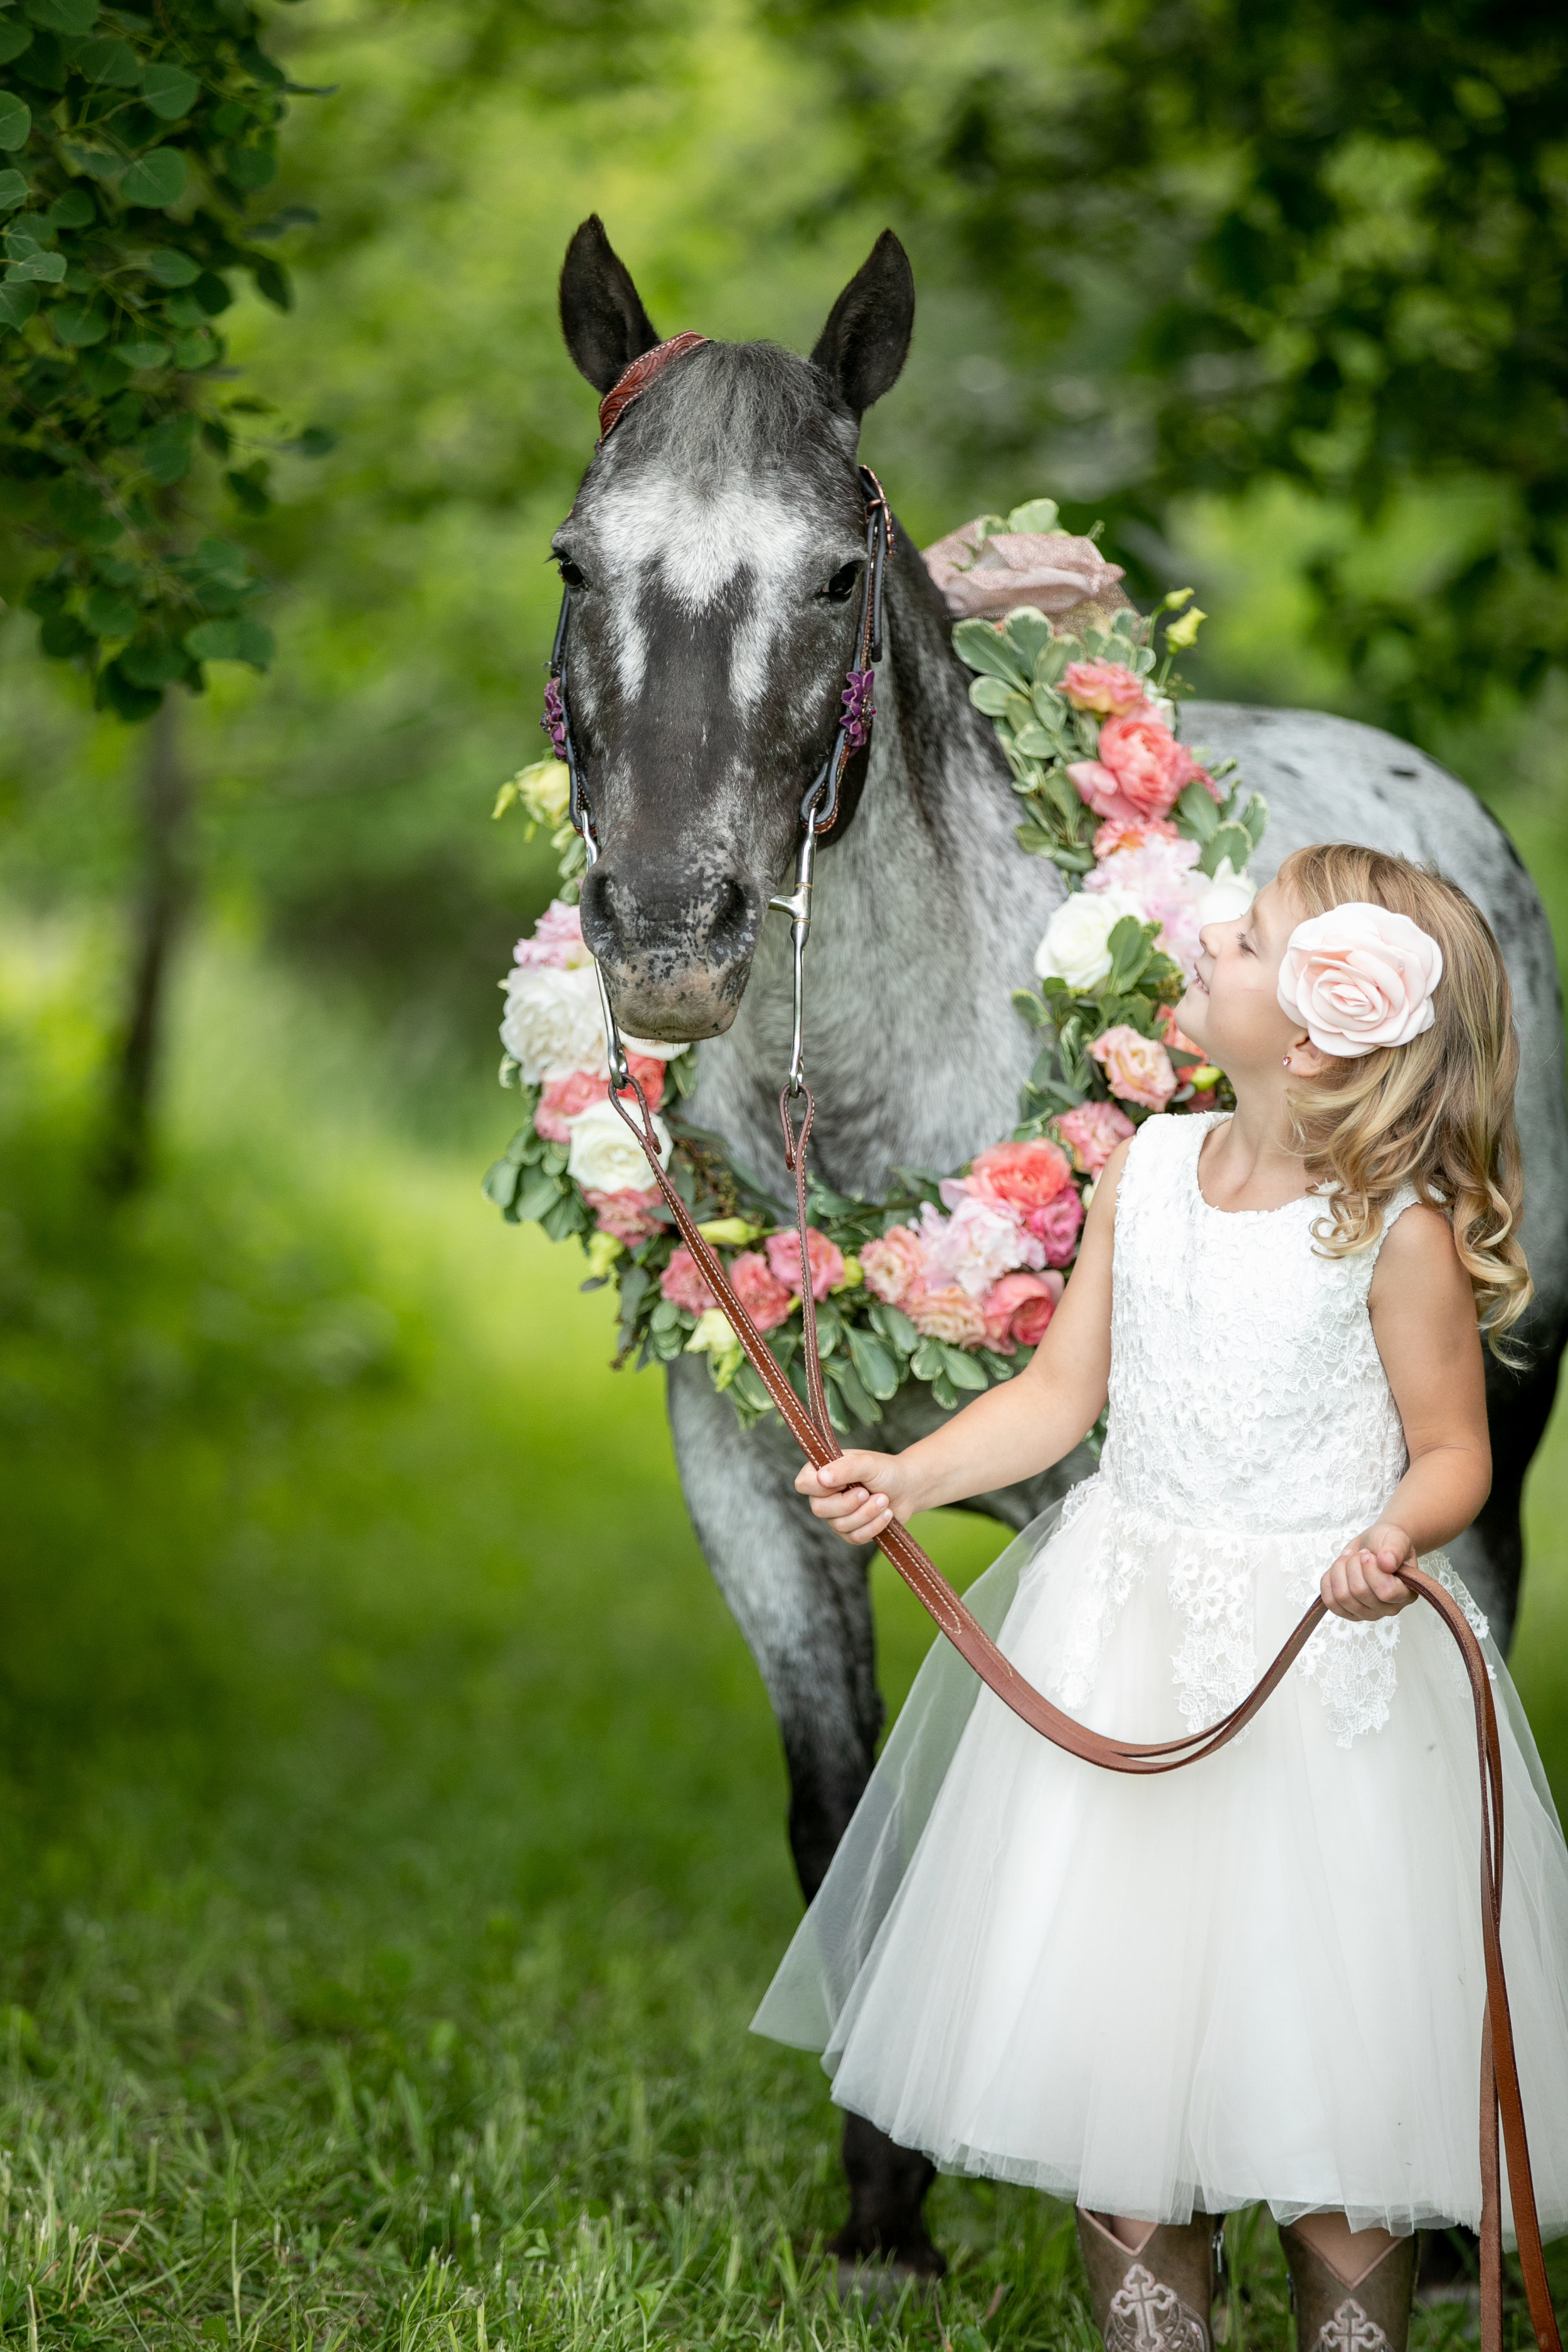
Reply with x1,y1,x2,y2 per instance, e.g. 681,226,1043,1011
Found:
583,1231,623,1281
497,757,572,833
1163,605,1207,651
832,1254,864,1291
1190,1065,1222,1090
686,1306,743,1367
695,1217,762,1246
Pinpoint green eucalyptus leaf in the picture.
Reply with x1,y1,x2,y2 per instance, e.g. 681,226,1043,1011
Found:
1011,986,1049,1029
910,1337,946,1384
867,1301,918,1356
120,149,188,210
0,97,32,152
139,63,199,120
1235,791,1269,849
1015,822,1057,855
824,1353,881,1426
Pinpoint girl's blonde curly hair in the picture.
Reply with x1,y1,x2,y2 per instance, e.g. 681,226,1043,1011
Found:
1277,843,1532,1357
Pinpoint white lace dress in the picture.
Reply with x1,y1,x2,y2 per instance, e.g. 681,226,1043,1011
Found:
753,1111,1568,2240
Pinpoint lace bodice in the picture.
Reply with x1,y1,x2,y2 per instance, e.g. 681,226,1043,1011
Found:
1103,1110,1414,1536
1043,1111,1483,1746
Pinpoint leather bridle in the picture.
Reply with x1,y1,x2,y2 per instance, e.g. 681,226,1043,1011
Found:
549,335,1562,2352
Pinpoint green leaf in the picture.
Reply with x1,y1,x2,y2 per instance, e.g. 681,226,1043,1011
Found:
951,617,1030,688
1199,824,1254,879
194,270,231,316
0,97,32,152
910,1337,946,1384
845,1325,901,1401
234,618,273,668
184,618,241,662
510,1168,564,1224
119,633,188,688
38,610,89,657
297,423,335,457
938,1343,988,1391
223,144,277,193
142,416,195,482
1012,720,1054,758
730,1362,773,1417
77,36,140,85
1015,822,1057,855
139,63,199,120
1104,915,1153,994
83,586,137,638
967,674,1012,717
60,144,125,183
1176,780,1219,840
120,149,188,210
866,1300,918,1356
824,1353,881,1426
99,661,161,722
0,171,28,210
1005,497,1060,535
1234,790,1269,849
5,248,64,282
539,1189,586,1243
1000,605,1055,669
50,302,109,346
147,246,199,286
26,0,97,29
0,25,31,65
119,336,169,369
929,1370,958,1411
1011,985,1049,1029
174,328,217,369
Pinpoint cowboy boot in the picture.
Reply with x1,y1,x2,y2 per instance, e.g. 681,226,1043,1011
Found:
1076,2208,1220,2352
1278,2223,1417,2352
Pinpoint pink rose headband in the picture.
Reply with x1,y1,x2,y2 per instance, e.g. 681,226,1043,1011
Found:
1276,902,1444,1058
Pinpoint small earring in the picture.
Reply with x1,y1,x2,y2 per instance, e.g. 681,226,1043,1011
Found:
1282,1054,1291,1069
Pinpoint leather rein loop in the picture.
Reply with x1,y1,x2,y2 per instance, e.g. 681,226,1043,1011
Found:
549,359,1557,2350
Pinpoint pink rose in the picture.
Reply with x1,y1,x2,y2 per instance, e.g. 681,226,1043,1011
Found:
1095,710,1193,822
1276,903,1444,1057
728,1249,796,1332
1093,816,1180,857
861,1224,928,1308
535,1053,666,1142
1063,659,1146,716
1054,1100,1135,1175
980,1269,1065,1351
967,1136,1072,1210
1025,1185,1084,1266
584,1188,662,1244
921,523,1126,622
660,1246,716,1316
765,1226,846,1302
907,1283,988,1348
1089,1023,1177,1112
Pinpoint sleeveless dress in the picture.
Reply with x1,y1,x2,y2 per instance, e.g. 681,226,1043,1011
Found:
753,1111,1568,2240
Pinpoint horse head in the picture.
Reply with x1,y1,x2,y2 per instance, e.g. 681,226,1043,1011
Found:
552,216,915,1042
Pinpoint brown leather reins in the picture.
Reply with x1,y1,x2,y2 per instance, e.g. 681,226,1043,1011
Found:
559,338,1562,2350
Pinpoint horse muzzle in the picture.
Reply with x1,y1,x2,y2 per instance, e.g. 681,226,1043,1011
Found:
579,858,763,1042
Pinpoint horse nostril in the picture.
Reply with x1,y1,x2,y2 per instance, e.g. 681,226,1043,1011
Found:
704,874,758,964
578,864,622,962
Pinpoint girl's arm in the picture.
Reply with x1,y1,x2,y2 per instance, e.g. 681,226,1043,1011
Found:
1321,1202,1493,1620
795,1138,1129,1544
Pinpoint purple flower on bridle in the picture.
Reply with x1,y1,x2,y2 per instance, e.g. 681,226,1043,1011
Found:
840,669,875,752
542,677,568,761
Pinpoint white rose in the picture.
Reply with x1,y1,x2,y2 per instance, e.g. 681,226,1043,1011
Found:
565,1096,672,1194
1034,885,1147,990
1195,858,1256,928
500,961,689,1080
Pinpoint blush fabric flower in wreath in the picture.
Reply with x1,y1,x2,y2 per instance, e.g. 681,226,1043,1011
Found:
1277,903,1444,1057
1089,1024,1178,1112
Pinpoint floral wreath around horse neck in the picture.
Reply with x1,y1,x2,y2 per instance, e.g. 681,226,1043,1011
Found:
486,495,1269,1431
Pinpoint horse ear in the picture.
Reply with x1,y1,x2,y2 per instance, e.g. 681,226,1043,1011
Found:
810,231,915,418
559,216,662,395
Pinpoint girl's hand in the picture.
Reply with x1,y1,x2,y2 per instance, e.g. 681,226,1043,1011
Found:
1321,1522,1419,1621
795,1451,923,1545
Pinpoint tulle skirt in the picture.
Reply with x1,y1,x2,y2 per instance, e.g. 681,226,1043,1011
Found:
751,1480,1568,2239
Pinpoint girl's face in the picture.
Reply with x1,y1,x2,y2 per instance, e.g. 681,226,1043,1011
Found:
1178,879,1316,1076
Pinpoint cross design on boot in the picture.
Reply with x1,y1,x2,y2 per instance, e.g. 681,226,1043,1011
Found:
1314,2297,1392,2352
1105,2262,1210,2352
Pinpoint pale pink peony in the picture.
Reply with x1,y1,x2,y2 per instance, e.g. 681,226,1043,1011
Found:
1084,834,1204,978
1093,816,1180,857
584,1187,662,1243
980,1268,1065,1350
766,1227,846,1302
919,1194,1041,1297
1055,1100,1135,1175
861,1224,929,1308
922,523,1126,622
967,1136,1073,1210
1064,659,1146,716
660,1246,716,1316
1276,903,1444,1058
907,1283,989,1348
513,899,591,970
1025,1185,1085,1266
728,1249,796,1332
1090,1024,1178,1111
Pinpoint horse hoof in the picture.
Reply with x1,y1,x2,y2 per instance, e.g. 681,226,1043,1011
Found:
833,2256,938,2312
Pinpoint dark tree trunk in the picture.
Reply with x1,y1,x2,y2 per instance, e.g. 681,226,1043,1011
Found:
102,694,192,1197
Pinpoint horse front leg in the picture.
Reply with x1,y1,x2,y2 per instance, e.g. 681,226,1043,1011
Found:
665,1359,945,2277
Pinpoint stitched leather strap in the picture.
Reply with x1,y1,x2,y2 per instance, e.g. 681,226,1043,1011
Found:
607,1075,1560,2352
598,333,710,443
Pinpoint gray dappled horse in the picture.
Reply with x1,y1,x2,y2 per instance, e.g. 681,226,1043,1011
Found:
551,218,1568,2275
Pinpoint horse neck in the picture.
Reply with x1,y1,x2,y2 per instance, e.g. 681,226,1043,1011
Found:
687,535,1066,1202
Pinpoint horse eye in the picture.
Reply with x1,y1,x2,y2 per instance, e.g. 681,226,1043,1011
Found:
556,556,587,590
819,563,859,603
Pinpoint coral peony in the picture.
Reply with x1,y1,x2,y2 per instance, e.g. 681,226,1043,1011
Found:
765,1227,846,1302
1063,659,1146,716
660,1246,716,1316
861,1224,928,1308
967,1136,1073,1210
1090,1024,1177,1111
1094,709,1193,822
1054,1101,1135,1175
1025,1185,1085,1266
907,1283,988,1348
728,1250,796,1332
583,1188,663,1244
980,1269,1065,1350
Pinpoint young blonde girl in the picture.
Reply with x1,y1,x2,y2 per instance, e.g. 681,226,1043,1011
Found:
753,845,1568,2352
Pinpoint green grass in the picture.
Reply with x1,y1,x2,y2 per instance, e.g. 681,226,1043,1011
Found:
0,924,1564,2350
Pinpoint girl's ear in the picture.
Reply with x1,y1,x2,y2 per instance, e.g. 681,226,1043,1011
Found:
1285,1034,1334,1078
